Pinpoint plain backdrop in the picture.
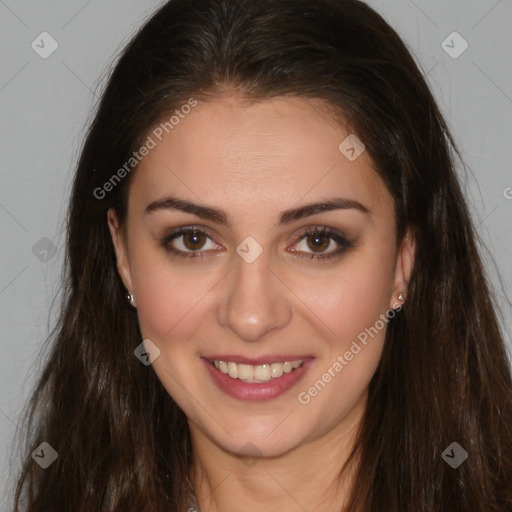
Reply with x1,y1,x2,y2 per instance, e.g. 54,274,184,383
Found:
1,0,511,508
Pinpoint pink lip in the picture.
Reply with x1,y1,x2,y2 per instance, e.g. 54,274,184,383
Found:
201,357,314,402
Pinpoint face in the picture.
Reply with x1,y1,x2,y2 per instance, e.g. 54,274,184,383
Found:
108,96,414,459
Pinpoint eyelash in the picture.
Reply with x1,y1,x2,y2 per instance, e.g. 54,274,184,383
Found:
161,225,354,261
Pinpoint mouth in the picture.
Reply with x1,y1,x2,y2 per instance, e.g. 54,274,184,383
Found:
208,358,304,383
202,356,313,402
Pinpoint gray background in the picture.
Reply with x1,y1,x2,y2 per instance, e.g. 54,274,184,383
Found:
1,0,511,508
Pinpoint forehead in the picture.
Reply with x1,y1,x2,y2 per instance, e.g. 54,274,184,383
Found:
128,96,393,218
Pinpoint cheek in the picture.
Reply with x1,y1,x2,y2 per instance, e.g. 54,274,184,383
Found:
130,249,214,342
293,241,396,348
293,251,395,430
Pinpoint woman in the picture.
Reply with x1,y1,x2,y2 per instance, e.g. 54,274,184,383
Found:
12,0,512,510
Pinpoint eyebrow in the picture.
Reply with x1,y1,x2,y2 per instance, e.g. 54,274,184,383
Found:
144,195,371,227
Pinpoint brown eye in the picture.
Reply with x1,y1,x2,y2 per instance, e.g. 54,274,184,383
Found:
306,233,330,252
161,226,221,258
182,231,207,250
289,226,354,261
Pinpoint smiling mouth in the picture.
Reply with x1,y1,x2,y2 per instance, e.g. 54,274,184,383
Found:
208,359,304,383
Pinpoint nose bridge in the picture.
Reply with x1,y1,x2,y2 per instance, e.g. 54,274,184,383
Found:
216,243,293,342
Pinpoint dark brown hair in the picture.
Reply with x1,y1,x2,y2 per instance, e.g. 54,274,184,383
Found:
12,0,512,510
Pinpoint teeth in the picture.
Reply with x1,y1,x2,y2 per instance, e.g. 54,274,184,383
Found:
211,359,304,382
238,363,253,380
270,363,283,378
227,362,238,379
254,364,271,381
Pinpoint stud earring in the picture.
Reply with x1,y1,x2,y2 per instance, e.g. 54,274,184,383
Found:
391,292,406,311
126,292,136,307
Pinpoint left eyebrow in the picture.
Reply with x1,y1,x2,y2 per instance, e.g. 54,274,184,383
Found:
278,198,371,224
144,195,371,227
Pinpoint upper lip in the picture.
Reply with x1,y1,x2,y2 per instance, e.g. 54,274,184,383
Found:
202,355,313,365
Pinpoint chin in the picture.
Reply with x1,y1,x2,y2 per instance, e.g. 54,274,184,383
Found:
207,417,310,460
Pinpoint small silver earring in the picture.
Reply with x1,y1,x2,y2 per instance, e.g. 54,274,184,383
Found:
398,292,405,302
126,292,135,307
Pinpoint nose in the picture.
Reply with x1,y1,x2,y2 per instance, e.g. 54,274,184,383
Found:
215,247,293,342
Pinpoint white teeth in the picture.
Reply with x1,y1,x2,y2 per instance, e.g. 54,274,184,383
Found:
227,362,238,379
211,359,304,382
270,363,284,378
254,364,271,381
238,363,253,380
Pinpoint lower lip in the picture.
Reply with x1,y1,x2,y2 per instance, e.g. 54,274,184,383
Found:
202,358,313,402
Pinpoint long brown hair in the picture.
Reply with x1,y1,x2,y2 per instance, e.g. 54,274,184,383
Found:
11,0,512,510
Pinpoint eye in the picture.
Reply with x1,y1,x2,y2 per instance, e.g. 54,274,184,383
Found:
161,226,221,258
288,226,353,260
161,225,354,261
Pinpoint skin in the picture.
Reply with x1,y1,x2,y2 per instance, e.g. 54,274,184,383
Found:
108,96,415,512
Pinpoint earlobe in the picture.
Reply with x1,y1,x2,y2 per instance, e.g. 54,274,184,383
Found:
107,208,134,296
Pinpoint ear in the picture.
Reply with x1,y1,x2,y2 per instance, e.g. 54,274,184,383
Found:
107,208,134,296
389,229,415,309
